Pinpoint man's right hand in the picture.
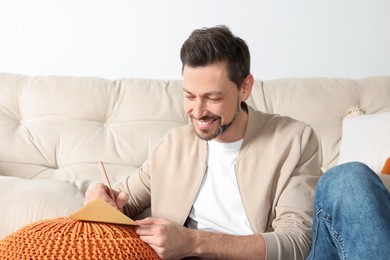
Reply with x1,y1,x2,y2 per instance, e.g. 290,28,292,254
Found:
84,183,129,210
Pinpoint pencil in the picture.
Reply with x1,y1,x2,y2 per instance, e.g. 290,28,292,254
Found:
98,161,117,206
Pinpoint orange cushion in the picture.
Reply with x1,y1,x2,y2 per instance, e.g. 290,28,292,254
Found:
0,217,159,259
382,157,390,175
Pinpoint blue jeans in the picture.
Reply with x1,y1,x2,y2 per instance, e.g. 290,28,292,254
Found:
307,162,390,260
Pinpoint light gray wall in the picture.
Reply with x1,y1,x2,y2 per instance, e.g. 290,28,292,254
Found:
0,0,389,80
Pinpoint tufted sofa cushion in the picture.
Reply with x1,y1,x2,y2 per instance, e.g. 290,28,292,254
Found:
0,74,187,190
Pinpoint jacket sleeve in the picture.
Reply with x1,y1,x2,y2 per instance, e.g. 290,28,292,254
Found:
261,125,322,260
116,159,152,218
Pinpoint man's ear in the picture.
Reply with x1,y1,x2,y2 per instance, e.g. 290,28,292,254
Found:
240,74,254,101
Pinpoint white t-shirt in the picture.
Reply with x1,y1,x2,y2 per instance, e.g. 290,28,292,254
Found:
187,139,254,235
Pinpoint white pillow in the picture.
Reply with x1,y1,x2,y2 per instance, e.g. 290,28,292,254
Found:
338,111,390,174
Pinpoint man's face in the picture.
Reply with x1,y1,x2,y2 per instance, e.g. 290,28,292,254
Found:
182,62,246,142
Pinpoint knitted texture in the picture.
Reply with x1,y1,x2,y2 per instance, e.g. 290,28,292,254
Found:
0,217,159,259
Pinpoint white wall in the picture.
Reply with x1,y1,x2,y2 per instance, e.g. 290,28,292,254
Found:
0,0,389,80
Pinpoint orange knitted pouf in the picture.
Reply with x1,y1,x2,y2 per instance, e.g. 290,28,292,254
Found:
0,217,159,259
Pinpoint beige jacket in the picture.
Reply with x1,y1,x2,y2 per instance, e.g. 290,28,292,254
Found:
118,105,322,260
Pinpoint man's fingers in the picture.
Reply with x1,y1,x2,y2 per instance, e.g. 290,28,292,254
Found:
136,217,168,239
115,191,129,209
85,183,120,209
136,226,156,236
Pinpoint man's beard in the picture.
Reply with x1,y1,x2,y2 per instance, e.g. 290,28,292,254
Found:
192,103,240,141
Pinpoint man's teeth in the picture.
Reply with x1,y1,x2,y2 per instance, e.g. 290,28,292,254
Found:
197,120,213,125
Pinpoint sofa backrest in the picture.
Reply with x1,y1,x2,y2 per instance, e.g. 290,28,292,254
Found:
0,74,187,192
1,73,389,191
247,77,390,172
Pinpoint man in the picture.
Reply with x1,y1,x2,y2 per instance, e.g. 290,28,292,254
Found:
85,25,322,259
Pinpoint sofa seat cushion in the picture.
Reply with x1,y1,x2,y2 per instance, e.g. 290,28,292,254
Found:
0,176,85,239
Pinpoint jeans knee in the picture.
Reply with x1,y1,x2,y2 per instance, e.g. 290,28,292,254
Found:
323,161,375,183
315,162,377,202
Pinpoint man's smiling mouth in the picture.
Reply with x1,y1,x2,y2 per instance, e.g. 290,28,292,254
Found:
193,117,219,129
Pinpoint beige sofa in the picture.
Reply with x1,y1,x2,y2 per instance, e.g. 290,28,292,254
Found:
1,72,389,239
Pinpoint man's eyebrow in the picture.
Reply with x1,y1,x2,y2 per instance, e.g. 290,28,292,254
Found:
182,88,225,96
182,87,191,93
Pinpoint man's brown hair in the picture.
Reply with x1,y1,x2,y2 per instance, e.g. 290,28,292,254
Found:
180,25,251,89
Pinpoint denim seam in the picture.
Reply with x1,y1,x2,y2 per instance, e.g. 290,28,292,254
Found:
308,208,322,260
320,204,348,260
330,230,347,260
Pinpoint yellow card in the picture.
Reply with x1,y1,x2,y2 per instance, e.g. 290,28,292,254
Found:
68,198,136,225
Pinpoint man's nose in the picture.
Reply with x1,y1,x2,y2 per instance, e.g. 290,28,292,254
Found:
192,99,207,119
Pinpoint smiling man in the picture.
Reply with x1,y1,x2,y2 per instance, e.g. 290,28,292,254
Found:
85,25,322,259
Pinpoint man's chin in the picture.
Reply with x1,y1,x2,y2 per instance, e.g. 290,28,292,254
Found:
194,128,218,141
